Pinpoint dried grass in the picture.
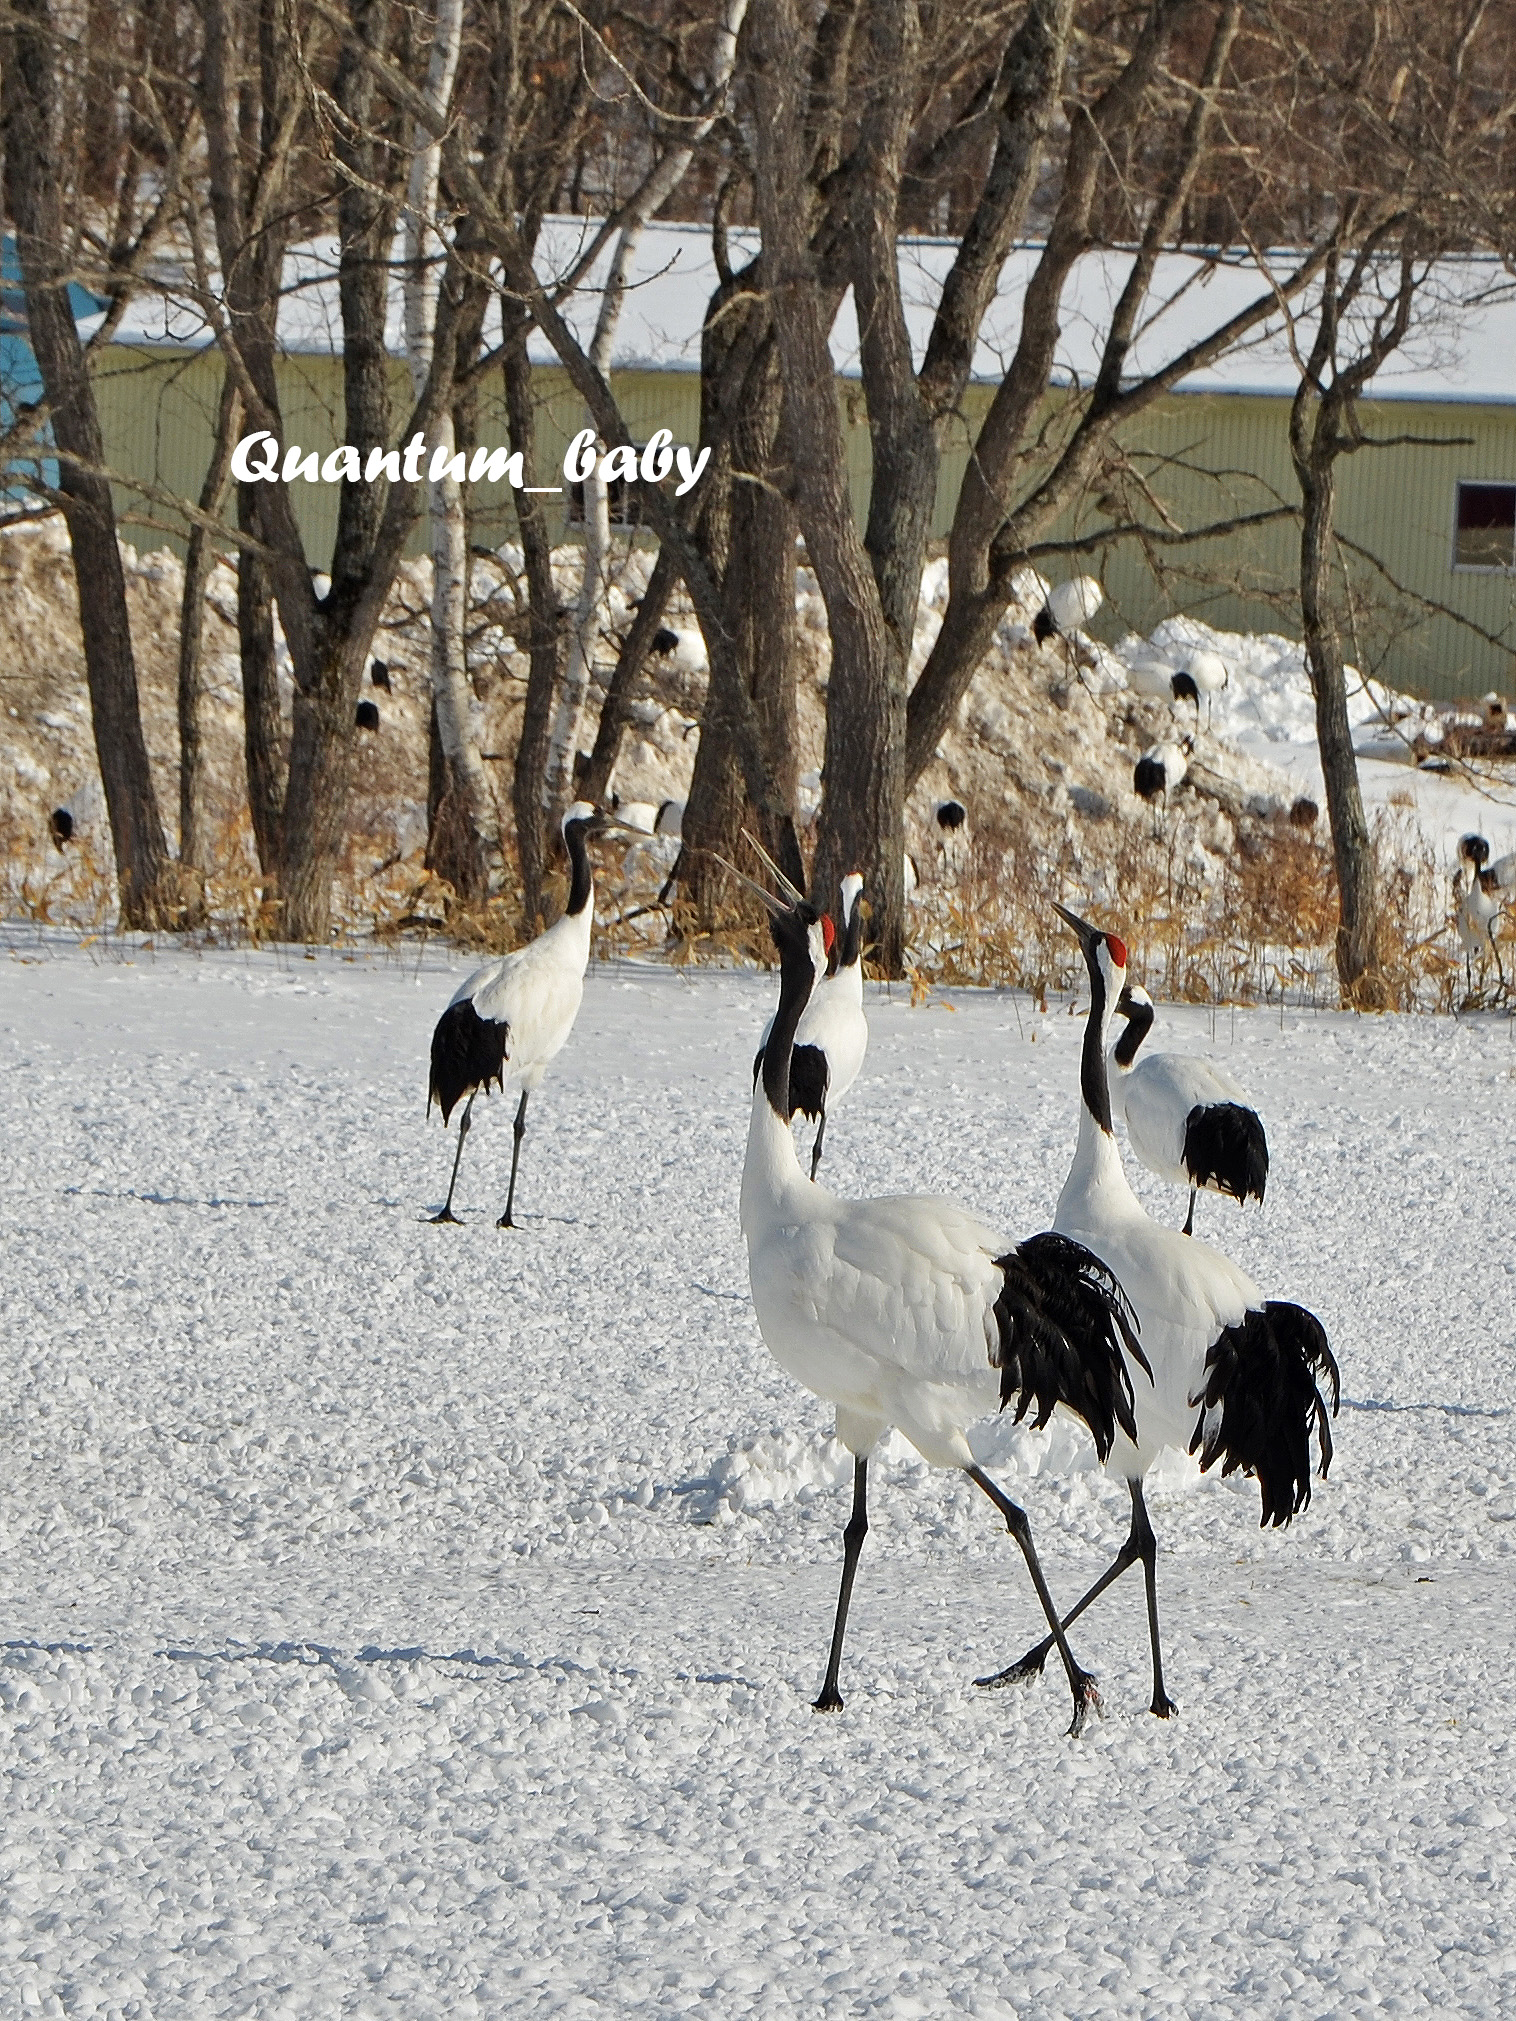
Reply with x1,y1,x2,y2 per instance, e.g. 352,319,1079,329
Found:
3,786,1509,1018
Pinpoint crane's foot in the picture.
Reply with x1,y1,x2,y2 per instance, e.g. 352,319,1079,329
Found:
973,1639,1051,1690
1066,1673,1103,1739
496,1211,516,1230
1151,1690,1179,1720
429,1208,462,1225
812,1685,844,1713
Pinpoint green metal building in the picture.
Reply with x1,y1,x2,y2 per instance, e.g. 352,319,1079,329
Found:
89,226,1516,704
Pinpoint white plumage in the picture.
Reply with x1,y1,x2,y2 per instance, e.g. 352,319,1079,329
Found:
1125,653,1184,701
427,802,623,1227
754,874,869,1179
1133,740,1189,803
1456,833,1514,989
975,906,1337,1720
1035,576,1104,642
742,889,1149,1730
1110,985,1268,1234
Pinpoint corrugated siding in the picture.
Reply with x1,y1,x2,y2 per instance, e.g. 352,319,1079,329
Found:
92,348,1516,702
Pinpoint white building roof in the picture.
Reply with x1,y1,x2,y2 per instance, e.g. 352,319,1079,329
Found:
98,218,1516,405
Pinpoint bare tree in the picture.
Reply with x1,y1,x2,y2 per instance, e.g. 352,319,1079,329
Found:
196,0,466,941
1265,0,1516,1001
403,0,506,906
2,0,185,928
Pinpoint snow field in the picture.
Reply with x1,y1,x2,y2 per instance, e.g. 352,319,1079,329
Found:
2,936,1515,2016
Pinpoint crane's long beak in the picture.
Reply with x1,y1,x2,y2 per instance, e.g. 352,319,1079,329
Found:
740,829,806,905
586,810,643,841
1052,900,1100,947
713,854,789,919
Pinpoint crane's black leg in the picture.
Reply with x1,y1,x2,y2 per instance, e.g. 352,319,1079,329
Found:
976,1479,1176,1716
497,1090,530,1229
430,1093,474,1223
814,1457,868,1712
1130,1482,1175,1717
1183,1187,1197,1237
809,1108,828,1183
966,1464,1099,1737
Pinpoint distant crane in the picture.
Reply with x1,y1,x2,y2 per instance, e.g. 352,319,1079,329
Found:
1133,739,1190,806
754,872,869,1180
1179,647,1229,726
1456,833,1515,990
739,871,1149,1733
1033,576,1104,645
1110,984,1268,1235
975,904,1336,1720
427,802,630,1227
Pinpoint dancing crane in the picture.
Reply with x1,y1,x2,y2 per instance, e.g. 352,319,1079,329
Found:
427,802,629,1227
739,875,1150,1734
975,904,1336,1719
753,872,869,1180
1111,985,1268,1235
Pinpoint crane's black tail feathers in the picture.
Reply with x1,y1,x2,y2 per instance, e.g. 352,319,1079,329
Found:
750,1038,829,1123
1188,1301,1340,1528
990,1233,1150,1464
1183,1101,1268,1207
429,999,509,1123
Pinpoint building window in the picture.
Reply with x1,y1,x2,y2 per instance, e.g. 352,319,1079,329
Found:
568,453,645,530
1453,481,1516,571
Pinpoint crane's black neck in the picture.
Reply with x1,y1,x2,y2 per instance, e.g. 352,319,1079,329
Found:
763,913,820,1122
564,819,594,917
840,894,864,970
1080,950,1114,1135
1113,994,1154,1070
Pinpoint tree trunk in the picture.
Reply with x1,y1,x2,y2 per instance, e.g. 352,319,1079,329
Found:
237,502,286,886
177,372,243,922
580,541,681,804
749,0,904,967
280,637,364,942
505,331,564,928
2,0,176,930
682,341,799,920
405,0,501,902
1296,448,1383,1003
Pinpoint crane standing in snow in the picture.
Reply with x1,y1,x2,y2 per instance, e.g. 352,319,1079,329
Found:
1456,833,1515,990
1110,985,1268,1236
976,904,1336,1719
753,872,869,1181
427,802,630,1227
740,874,1150,1733
1033,576,1104,646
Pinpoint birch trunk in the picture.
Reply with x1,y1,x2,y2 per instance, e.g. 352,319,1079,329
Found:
177,372,242,921
404,0,501,901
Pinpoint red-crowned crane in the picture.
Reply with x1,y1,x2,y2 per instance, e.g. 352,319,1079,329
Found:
1456,833,1515,989
1033,576,1104,644
975,904,1337,1719
1111,984,1268,1236
753,873,869,1180
427,802,630,1227
1133,739,1190,805
740,877,1151,1734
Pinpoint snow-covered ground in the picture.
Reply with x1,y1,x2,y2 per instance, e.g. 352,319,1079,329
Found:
3,932,1516,2017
